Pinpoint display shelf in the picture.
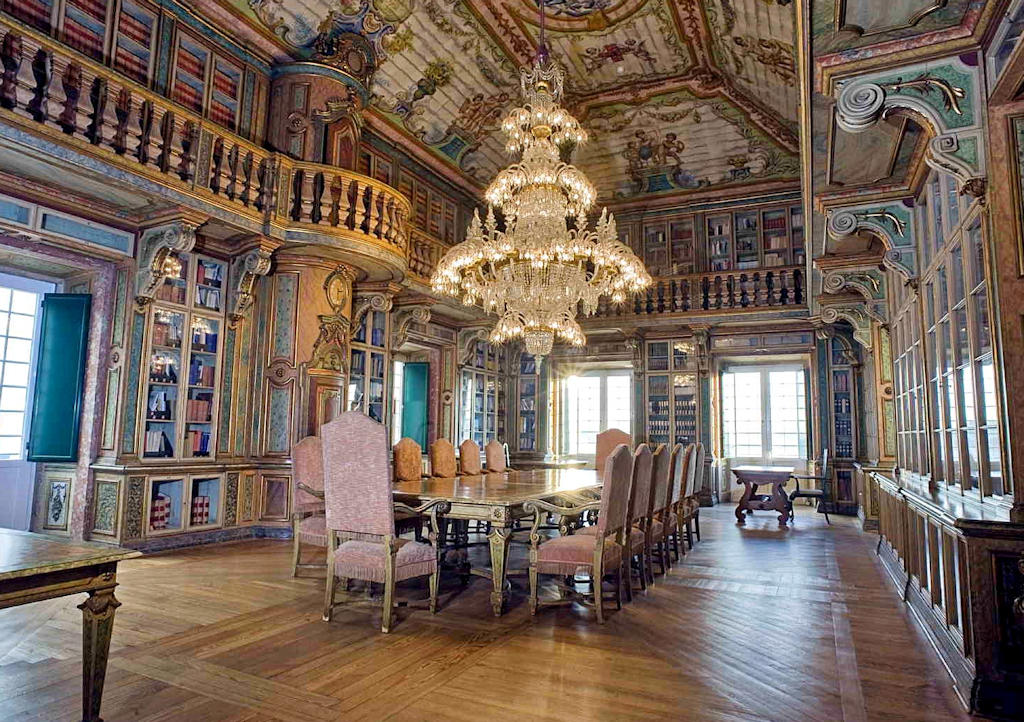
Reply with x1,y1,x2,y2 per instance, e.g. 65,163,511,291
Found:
790,206,805,266
647,341,670,371
644,226,667,273
762,209,789,267
735,211,760,269
349,310,389,423
517,352,539,452
154,253,189,305
149,478,184,533
707,214,732,272
673,373,697,446
188,476,221,528
669,219,694,273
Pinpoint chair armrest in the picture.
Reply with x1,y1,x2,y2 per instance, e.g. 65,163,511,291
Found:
393,499,451,545
522,499,602,547
296,482,324,500
790,473,827,481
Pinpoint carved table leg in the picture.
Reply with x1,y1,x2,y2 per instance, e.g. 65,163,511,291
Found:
735,481,753,524
78,585,121,722
773,480,790,527
487,523,512,616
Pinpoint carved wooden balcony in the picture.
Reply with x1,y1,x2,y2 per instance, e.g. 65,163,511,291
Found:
0,18,410,267
589,265,806,322
406,229,449,283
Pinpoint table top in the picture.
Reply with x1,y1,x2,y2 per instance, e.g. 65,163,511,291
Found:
732,465,795,474
0,528,141,582
393,468,601,505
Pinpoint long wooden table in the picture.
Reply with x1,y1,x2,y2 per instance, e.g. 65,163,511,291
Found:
0,528,140,722
393,468,601,616
732,465,794,526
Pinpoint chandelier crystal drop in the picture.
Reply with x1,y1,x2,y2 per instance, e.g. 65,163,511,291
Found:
430,58,651,363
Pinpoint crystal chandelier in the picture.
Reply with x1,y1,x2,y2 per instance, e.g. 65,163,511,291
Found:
430,35,650,363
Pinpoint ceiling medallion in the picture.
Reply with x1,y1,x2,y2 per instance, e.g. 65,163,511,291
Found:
431,11,651,365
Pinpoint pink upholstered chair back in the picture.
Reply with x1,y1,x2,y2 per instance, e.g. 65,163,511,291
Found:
484,439,506,472
596,428,631,476
393,437,422,482
459,439,482,475
683,441,699,498
691,442,706,494
649,444,671,515
293,436,323,506
628,443,653,524
596,443,633,537
321,412,394,537
667,444,691,509
430,438,457,478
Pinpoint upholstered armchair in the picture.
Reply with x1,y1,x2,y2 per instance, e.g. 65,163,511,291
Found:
393,437,424,483
484,439,508,472
595,428,631,477
291,435,327,577
645,444,673,577
321,412,449,633
664,444,692,562
429,438,457,478
525,443,633,623
459,439,482,475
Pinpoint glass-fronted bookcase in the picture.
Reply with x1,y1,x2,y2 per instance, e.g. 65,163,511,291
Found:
829,336,859,513
349,309,389,423
459,340,507,447
643,339,701,447
516,352,540,452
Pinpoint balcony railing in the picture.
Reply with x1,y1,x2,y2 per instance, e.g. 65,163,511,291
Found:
407,229,449,282
594,265,805,318
0,19,409,256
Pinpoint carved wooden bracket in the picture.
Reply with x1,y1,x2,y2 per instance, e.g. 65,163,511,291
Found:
826,203,917,283
135,220,198,307
458,327,489,365
228,248,272,325
392,305,432,350
819,300,885,352
691,326,711,375
351,291,394,334
624,335,643,373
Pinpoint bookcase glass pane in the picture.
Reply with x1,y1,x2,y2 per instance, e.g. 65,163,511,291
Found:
669,219,694,272
647,342,669,371
185,316,218,458
763,210,788,268
145,309,184,459
370,311,387,347
156,253,188,305
707,215,732,271
734,211,759,269
519,376,537,451
150,479,183,532
195,258,225,313
369,352,385,422
647,374,669,445
349,348,365,412
672,373,696,445
189,477,220,526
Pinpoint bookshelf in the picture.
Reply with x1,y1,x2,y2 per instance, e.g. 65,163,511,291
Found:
707,214,733,272
829,337,859,514
148,477,184,534
141,253,225,461
643,338,702,448
459,340,507,447
517,352,539,452
734,211,759,269
188,476,222,528
349,309,389,423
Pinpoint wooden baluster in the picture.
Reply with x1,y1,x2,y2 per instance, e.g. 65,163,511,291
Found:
381,198,394,243
240,151,253,206
310,171,325,224
178,120,197,181
209,138,224,194
0,32,22,111
369,188,382,238
290,169,304,221
300,171,317,223
225,144,239,201
794,269,804,305
112,87,130,154
353,182,367,232
779,270,790,305
328,175,344,226
714,276,723,309
27,48,49,122
85,76,107,145
58,62,81,135
156,110,174,173
255,157,270,213
764,271,774,306
135,99,153,165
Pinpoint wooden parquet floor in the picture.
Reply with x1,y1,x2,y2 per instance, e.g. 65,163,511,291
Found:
0,506,975,721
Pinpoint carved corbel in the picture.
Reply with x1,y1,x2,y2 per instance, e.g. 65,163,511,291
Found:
827,206,917,283
392,305,432,350
310,314,351,373
624,335,644,373
351,292,394,334
458,327,489,365
819,302,884,352
691,326,711,375
228,248,272,325
135,221,198,307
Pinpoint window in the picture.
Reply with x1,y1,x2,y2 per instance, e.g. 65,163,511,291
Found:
563,369,632,457
721,365,808,461
0,278,48,459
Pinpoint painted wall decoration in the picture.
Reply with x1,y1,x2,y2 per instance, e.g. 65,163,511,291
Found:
44,478,70,530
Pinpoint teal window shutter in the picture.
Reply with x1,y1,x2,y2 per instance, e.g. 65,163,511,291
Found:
27,294,91,462
401,362,429,448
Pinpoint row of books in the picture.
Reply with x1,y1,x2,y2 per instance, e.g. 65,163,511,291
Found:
648,419,671,437
149,358,178,383
191,326,218,353
150,493,173,529
153,319,183,347
196,286,222,310
144,430,174,457
648,399,670,416
189,358,215,386
147,390,175,420
185,397,213,422
155,282,187,305
197,261,224,287
187,430,212,456
190,496,212,525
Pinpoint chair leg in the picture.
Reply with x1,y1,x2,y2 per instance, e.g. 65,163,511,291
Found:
694,510,701,541
322,570,336,622
594,572,605,624
685,520,694,549
381,541,397,634
637,551,648,591
658,540,668,575
529,565,539,616
615,567,623,610
823,506,831,524
623,559,633,603
292,516,301,577
429,567,440,614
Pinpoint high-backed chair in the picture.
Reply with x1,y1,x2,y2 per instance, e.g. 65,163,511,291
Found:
664,444,692,562
595,428,631,476
321,412,448,633
789,448,831,524
690,443,707,540
291,435,327,576
485,439,508,472
430,438,457,478
677,442,701,549
625,443,654,597
525,443,633,623
393,437,424,483
645,444,673,576
459,439,483,475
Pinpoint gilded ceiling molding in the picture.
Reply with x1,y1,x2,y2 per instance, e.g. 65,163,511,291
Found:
228,248,273,325
134,220,199,307
834,55,985,198
391,305,432,350
826,201,917,282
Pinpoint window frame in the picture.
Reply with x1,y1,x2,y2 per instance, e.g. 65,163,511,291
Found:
561,367,633,459
719,361,810,464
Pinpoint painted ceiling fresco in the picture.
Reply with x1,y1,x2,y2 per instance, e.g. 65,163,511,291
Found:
237,0,801,202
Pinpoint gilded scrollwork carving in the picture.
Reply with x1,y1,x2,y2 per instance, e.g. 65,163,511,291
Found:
310,314,351,373
392,305,432,350
458,327,489,365
134,221,198,306
228,248,273,325
827,205,917,282
351,291,394,333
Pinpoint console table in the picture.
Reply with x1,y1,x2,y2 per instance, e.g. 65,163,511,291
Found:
0,529,140,722
732,465,794,526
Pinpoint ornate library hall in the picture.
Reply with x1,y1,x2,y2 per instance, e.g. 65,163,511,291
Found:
1,0,1023,719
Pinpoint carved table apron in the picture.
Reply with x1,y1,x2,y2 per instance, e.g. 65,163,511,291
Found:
731,465,794,527
0,528,140,722
394,468,601,616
